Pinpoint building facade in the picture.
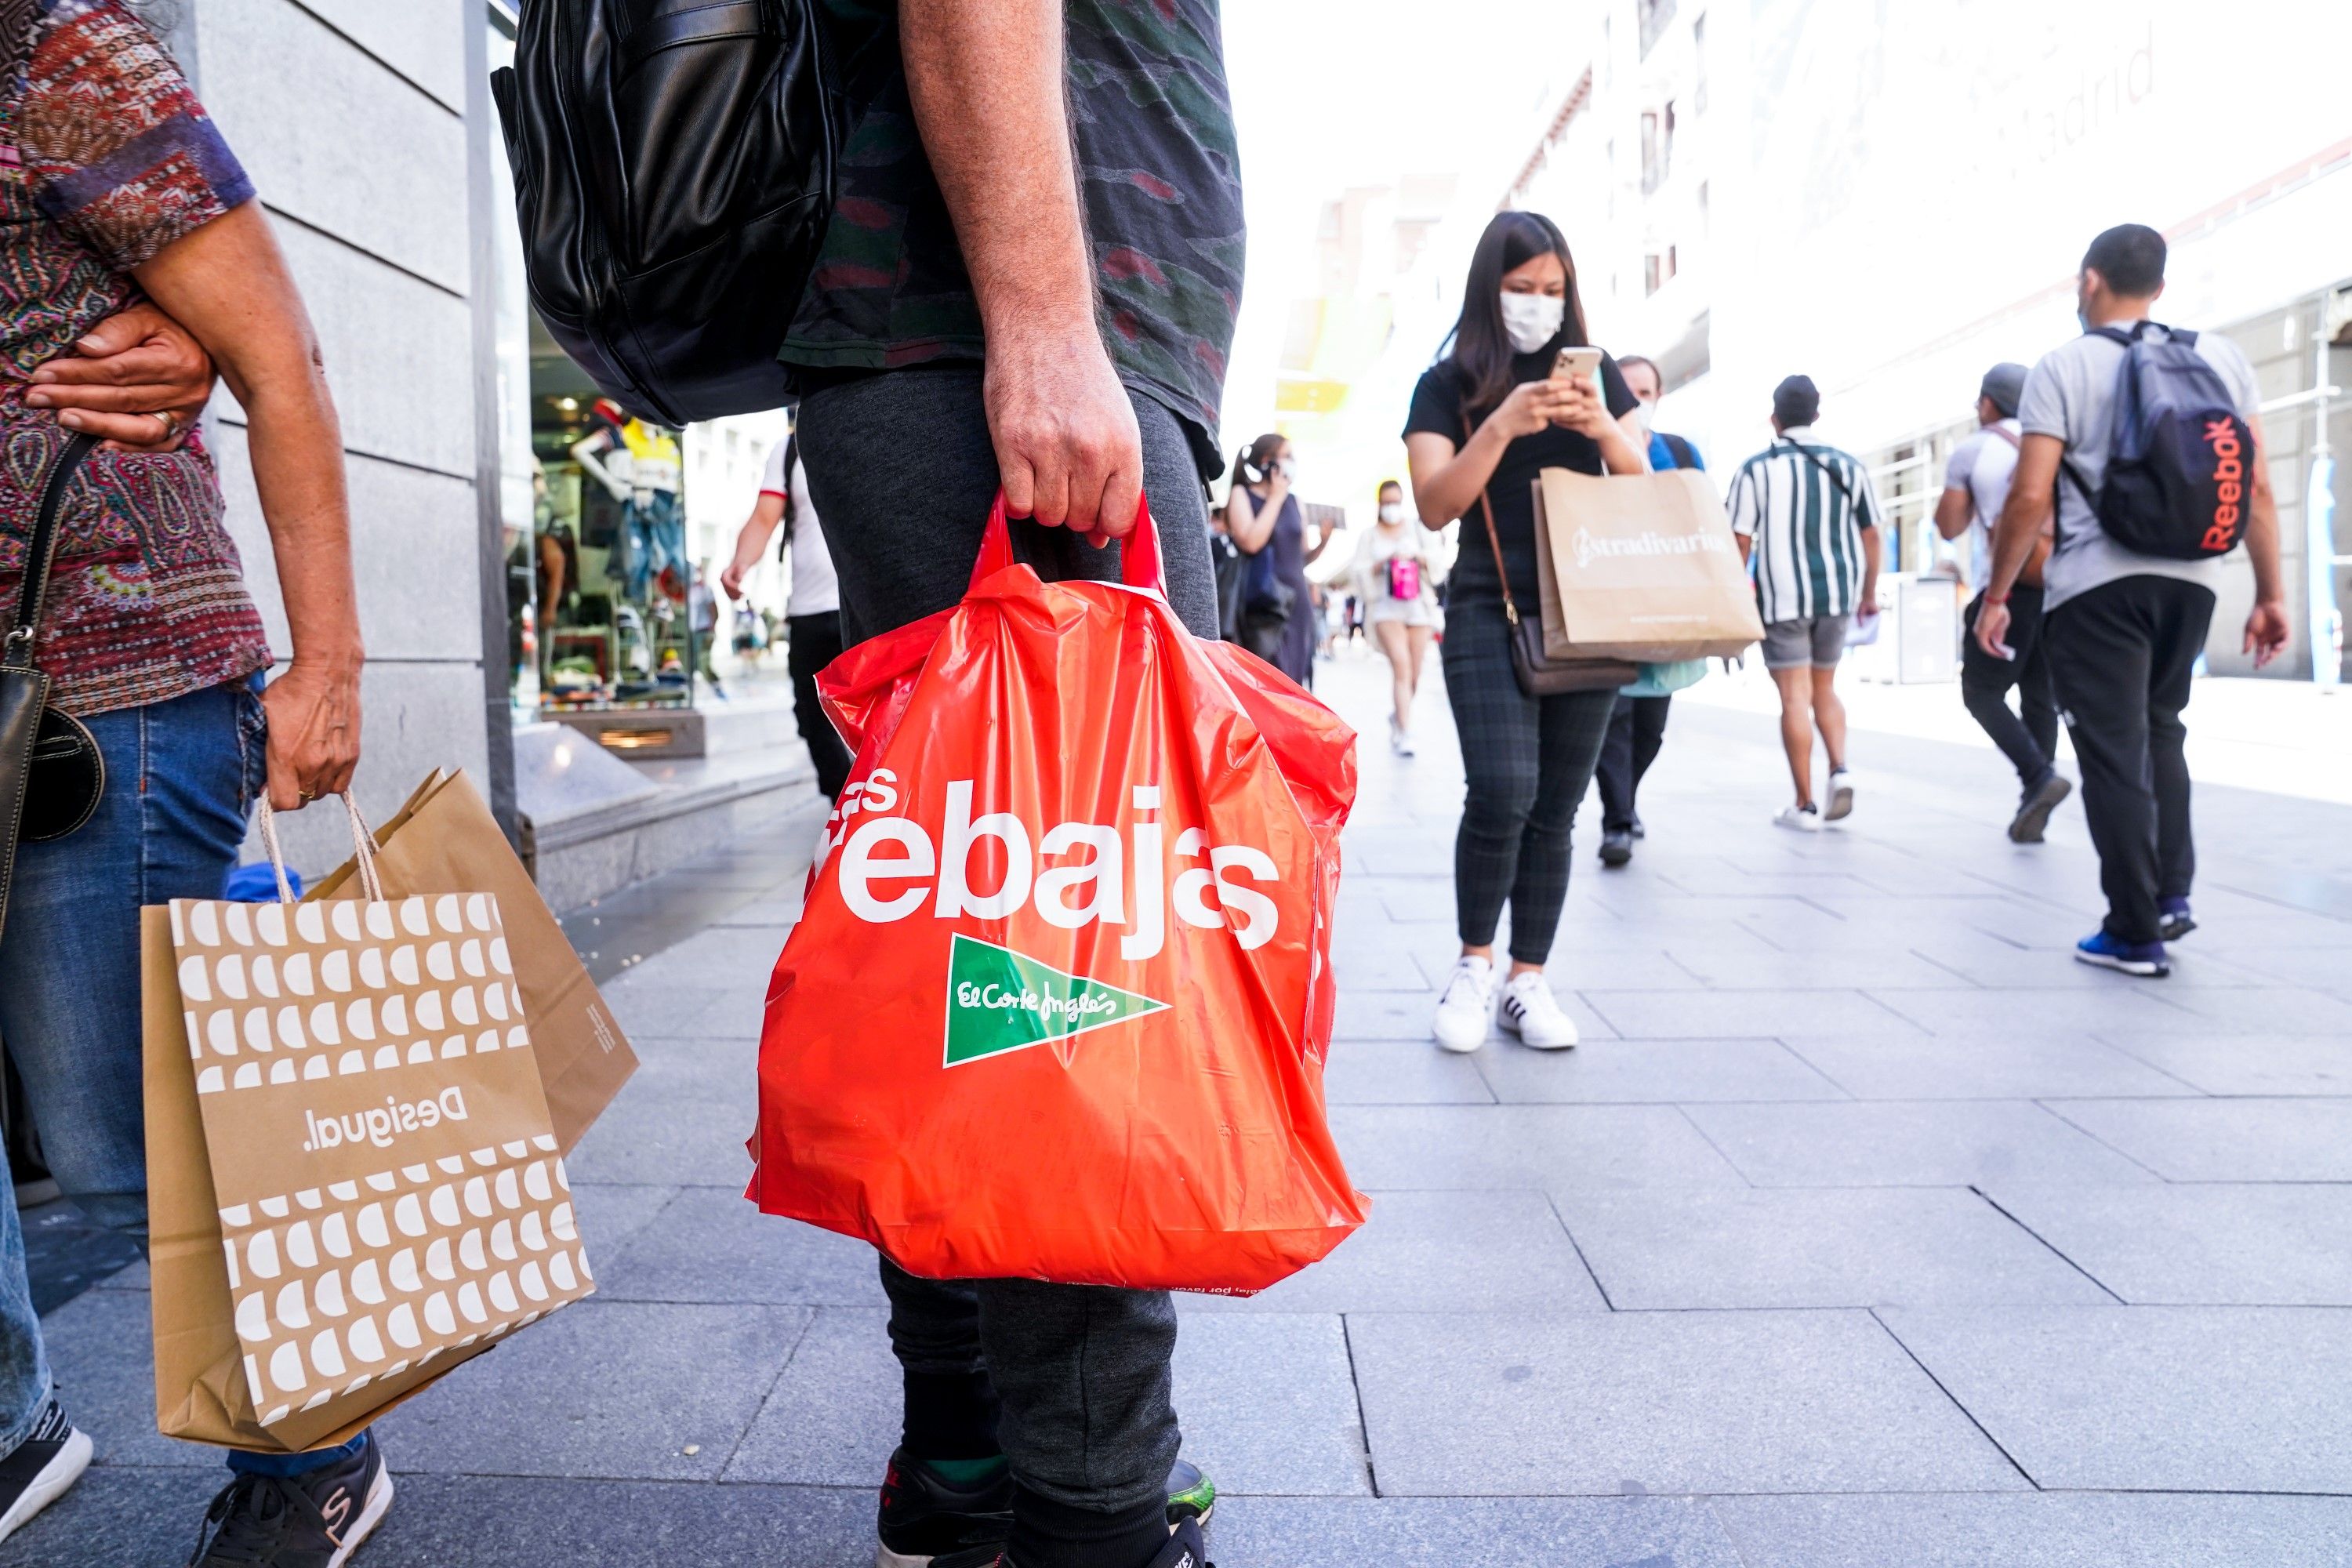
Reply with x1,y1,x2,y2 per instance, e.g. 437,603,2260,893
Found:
1508,0,2352,680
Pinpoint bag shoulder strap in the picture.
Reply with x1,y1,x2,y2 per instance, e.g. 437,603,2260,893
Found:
1462,412,1523,628
1775,437,1855,504
4,432,100,672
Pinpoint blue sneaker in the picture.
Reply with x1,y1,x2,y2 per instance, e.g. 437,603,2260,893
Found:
2158,898,2197,942
2074,930,2170,978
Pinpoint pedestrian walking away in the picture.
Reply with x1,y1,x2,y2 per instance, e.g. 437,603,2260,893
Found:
1592,353,1704,867
1403,209,1653,1056
1727,375,1883,833
1937,361,2072,842
1977,223,2289,978
1223,432,1329,688
0,3,379,1559
778,1,1238,1564
1350,479,1443,756
723,428,855,803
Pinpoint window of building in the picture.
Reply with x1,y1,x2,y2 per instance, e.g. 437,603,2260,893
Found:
1693,14,1708,114
1638,0,1678,60
1641,107,1674,195
1697,180,1710,235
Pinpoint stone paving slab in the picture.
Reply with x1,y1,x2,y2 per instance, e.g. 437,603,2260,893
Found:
1710,1491,2352,1568
1180,1189,1603,1315
2141,984,2352,1034
564,1081,759,1188
1661,944,1969,991
1320,1039,1495,1105
2096,1031,2352,1095
1328,1105,1744,1190
1778,1031,2195,1100
1878,1305,2352,1491
37,1288,211,1471
1682,1099,2163,1187
1867,986,2205,1036
1556,1188,2114,1309
1208,1494,1749,1566
1469,1036,1846,1104
595,1192,887,1306
1577,987,1924,1039
1980,1183,2352,1305
2039,1097,2352,1181
374,1300,811,1482
1346,1308,2026,1496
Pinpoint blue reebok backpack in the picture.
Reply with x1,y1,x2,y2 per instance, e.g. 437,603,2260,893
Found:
2065,322,2255,561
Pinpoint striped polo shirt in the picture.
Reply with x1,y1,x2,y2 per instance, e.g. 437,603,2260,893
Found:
1725,426,1882,624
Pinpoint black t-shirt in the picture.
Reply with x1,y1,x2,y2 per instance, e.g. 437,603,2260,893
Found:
1404,348,1639,608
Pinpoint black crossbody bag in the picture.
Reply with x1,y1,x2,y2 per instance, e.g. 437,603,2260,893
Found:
0,431,104,941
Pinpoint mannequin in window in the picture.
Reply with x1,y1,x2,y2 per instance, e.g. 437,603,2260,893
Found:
574,414,684,605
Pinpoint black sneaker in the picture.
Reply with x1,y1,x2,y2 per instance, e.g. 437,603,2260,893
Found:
877,1450,1013,1567
0,1399,91,1546
887,1457,1215,1568
2008,771,2072,844
1598,828,1633,868
1628,815,1646,840
2159,898,2197,942
935,1518,1214,1568
190,1432,392,1567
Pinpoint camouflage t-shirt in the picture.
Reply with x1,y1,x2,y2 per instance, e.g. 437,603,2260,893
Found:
782,0,1243,477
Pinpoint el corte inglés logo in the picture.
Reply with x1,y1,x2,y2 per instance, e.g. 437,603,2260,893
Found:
943,934,1167,1067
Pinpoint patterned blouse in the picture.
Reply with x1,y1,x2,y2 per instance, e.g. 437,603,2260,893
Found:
0,0,269,717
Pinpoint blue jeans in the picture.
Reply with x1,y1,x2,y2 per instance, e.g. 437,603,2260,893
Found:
0,678,353,1470
622,489,685,603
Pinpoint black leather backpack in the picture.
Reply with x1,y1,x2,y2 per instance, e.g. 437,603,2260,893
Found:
492,0,841,424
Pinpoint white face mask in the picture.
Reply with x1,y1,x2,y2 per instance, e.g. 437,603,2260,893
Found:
1275,456,1297,480
1498,291,1565,354
1627,399,1655,432
1377,503,1406,524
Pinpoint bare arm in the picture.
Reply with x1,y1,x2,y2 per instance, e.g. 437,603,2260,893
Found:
902,0,1136,539
1303,519,1333,565
1985,434,2061,601
722,492,787,600
1227,475,1286,554
1858,524,1882,609
132,203,361,811
2240,410,2289,664
1932,485,1974,542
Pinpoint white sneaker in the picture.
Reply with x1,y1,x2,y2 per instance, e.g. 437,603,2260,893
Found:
1431,956,1495,1053
1497,971,1578,1050
1773,804,1824,833
1824,768,1854,822
1389,720,1416,757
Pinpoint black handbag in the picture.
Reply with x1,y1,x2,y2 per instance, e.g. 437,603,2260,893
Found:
492,0,844,424
0,431,103,941
1464,416,1639,698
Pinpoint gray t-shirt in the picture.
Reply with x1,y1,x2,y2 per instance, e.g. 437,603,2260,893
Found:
2021,321,2259,612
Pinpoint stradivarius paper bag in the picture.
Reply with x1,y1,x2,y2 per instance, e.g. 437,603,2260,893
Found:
147,804,595,1451
1531,466,1767,662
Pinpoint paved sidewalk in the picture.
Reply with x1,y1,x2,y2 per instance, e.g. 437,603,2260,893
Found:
16,650,2352,1566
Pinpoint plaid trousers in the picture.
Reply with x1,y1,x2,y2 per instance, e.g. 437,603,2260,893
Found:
1439,598,1617,964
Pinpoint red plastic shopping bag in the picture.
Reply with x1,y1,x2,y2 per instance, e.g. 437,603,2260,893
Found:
747,495,1367,1293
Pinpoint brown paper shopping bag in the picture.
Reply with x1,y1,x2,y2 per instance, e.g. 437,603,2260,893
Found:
309,771,635,1154
147,799,597,1451
1532,467,1766,662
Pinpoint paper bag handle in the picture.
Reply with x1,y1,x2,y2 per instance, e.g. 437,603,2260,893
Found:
254,793,386,906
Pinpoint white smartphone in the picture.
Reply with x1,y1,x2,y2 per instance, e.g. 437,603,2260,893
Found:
1551,345,1602,397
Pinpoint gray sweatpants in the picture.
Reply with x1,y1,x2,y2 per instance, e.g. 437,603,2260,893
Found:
795,365,1214,1516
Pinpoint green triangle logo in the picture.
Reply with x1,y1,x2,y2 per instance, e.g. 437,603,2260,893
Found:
943,934,1169,1067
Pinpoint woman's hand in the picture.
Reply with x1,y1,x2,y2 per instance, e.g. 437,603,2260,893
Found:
1552,376,1614,440
261,659,362,811
1483,376,1576,442
25,301,215,451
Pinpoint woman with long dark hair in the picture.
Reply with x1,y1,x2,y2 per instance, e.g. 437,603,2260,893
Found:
1403,210,1649,1053
1222,430,1326,687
